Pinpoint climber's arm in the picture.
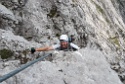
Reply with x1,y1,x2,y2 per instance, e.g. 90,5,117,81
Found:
36,46,54,51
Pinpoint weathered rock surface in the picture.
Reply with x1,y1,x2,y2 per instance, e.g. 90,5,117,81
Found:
0,0,125,83
0,48,122,84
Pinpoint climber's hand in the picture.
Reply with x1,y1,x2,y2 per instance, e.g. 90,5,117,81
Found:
31,47,36,54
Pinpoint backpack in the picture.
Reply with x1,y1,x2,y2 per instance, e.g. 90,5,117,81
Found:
68,35,75,43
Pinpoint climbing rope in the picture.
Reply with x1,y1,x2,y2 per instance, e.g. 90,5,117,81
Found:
0,53,51,83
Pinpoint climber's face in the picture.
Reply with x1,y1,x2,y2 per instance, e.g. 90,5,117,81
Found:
60,40,69,49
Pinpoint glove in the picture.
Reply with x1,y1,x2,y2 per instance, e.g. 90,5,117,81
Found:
31,47,36,54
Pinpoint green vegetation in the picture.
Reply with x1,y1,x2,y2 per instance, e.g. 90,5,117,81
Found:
105,17,110,23
93,2,105,14
96,5,104,14
91,0,110,24
47,5,58,18
0,49,14,59
56,33,60,37
109,37,120,48
72,0,76,2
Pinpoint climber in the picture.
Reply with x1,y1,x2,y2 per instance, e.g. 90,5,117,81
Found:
31,34,80,54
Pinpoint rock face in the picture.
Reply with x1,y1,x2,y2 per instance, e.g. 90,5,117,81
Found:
0,0,125,83
0,49,122,84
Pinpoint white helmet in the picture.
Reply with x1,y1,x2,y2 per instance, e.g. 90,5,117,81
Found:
60,34,68,41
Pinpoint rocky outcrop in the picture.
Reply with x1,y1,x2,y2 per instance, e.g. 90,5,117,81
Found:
0,0,125,83
0,49,122,84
